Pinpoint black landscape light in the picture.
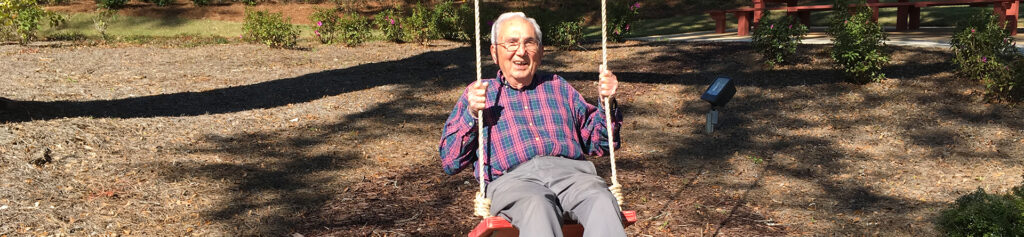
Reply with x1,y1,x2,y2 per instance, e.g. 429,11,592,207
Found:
700,76,736,134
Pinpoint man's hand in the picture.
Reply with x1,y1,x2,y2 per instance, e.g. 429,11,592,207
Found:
598,66,618,98
468,81,488,117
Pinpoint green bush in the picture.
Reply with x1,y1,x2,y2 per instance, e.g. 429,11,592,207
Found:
433,0,471,41
96,0,128,9
93,8,118,40
336,12,369,46
607,0,641,42
938,183,1024,236
752,11,808,67
140,0,173,6
374,8,403,43
1,0,66,44
950,11,1023,102
827,0,889,84
550,18,584,49
982,58,1024,102
309,7,339,44
243,8,298,48
404,3,439,43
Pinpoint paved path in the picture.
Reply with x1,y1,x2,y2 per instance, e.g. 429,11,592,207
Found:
632,26,1024,50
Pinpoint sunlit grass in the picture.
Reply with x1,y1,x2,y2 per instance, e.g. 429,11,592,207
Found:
39,12,320,39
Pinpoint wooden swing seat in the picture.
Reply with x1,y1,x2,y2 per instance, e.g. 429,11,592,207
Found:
468,210,637,237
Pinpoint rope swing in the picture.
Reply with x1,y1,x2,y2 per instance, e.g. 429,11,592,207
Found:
601,0,624,209
467,1,638,236
472,0,491,218
470,0,626,224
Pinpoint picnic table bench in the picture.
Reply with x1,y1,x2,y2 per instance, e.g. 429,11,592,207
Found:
707,0,1020,36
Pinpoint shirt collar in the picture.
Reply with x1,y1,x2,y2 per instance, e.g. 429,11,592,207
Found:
496,70,538,91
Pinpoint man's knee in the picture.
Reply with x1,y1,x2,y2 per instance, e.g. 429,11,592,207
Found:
515,192,560,212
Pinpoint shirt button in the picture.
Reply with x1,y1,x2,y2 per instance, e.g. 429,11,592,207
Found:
524,106,529,109
535,138,540,141
529,123,534,126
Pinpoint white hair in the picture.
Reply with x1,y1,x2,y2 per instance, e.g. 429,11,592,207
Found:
490,12,543,47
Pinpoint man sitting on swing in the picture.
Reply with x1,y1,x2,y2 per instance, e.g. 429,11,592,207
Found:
439,12,626,237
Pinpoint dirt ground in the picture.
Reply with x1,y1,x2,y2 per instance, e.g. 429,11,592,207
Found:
1,39,1022,236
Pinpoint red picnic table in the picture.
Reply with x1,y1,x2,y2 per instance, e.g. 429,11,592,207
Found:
708,0,1020,36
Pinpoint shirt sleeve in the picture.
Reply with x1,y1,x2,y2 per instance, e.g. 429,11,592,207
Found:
439,84,481,175
572,82,623,157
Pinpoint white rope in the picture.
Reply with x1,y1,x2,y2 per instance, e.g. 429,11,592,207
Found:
601,0,624,208
472,0,491,218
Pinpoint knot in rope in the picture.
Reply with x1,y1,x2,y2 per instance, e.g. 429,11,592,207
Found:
609,181,623,207
474,191,492,217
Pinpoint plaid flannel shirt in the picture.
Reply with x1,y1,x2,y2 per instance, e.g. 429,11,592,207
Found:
439,71,622,182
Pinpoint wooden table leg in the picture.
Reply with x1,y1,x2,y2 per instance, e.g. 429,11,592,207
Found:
869,0,880,22
1008,0,1019,35
909,6,921,30
897,6,908,30
753,0,765,23
799,11,811,27
735,11,753,36
710,12,727,34
995,2,1007,28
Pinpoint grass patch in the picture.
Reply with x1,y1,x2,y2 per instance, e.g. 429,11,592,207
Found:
584,14,720,39
38,12,317,39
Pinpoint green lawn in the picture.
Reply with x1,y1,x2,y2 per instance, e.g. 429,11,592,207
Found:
41,13,247,38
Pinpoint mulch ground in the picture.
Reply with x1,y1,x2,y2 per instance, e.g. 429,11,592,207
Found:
1,40,1022,236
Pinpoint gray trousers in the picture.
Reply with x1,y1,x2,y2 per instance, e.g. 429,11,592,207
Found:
487,156,626,237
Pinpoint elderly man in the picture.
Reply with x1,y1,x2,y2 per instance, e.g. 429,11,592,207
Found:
439,12,625,236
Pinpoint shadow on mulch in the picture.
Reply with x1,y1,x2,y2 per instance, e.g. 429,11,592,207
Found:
8,42,1021,235
0,46,476,123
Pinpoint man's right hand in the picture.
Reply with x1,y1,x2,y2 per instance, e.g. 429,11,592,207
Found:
468,81,488,117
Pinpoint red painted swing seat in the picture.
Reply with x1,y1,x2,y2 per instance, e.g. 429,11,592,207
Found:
468,210,637,237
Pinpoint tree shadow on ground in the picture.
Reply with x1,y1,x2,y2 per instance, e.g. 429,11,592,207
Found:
81,41,1023,235
0,46,486,123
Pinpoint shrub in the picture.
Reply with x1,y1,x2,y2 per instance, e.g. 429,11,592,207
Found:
243,8,298,48
93,8,118,40
827,0,889,84
309,7,339,44
374,8,403,42
521,7,579,48
1,0,66,44
550,18,584,49
404,3,439,43
607,0,641,42
96,0,128,9
752,11,808,67
45,32,86,41
950,11,1023,102
982,58,1024,102
951,12,1018,79
938,183,1024,236
336,12,370,46
140,0,173,6
433,0,471,41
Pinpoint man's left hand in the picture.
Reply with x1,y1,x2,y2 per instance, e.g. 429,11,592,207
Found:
598,66,618,98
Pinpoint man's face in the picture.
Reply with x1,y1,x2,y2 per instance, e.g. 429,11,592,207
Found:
490,17,543,86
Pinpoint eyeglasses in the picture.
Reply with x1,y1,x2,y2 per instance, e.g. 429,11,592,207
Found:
496,39,540,53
